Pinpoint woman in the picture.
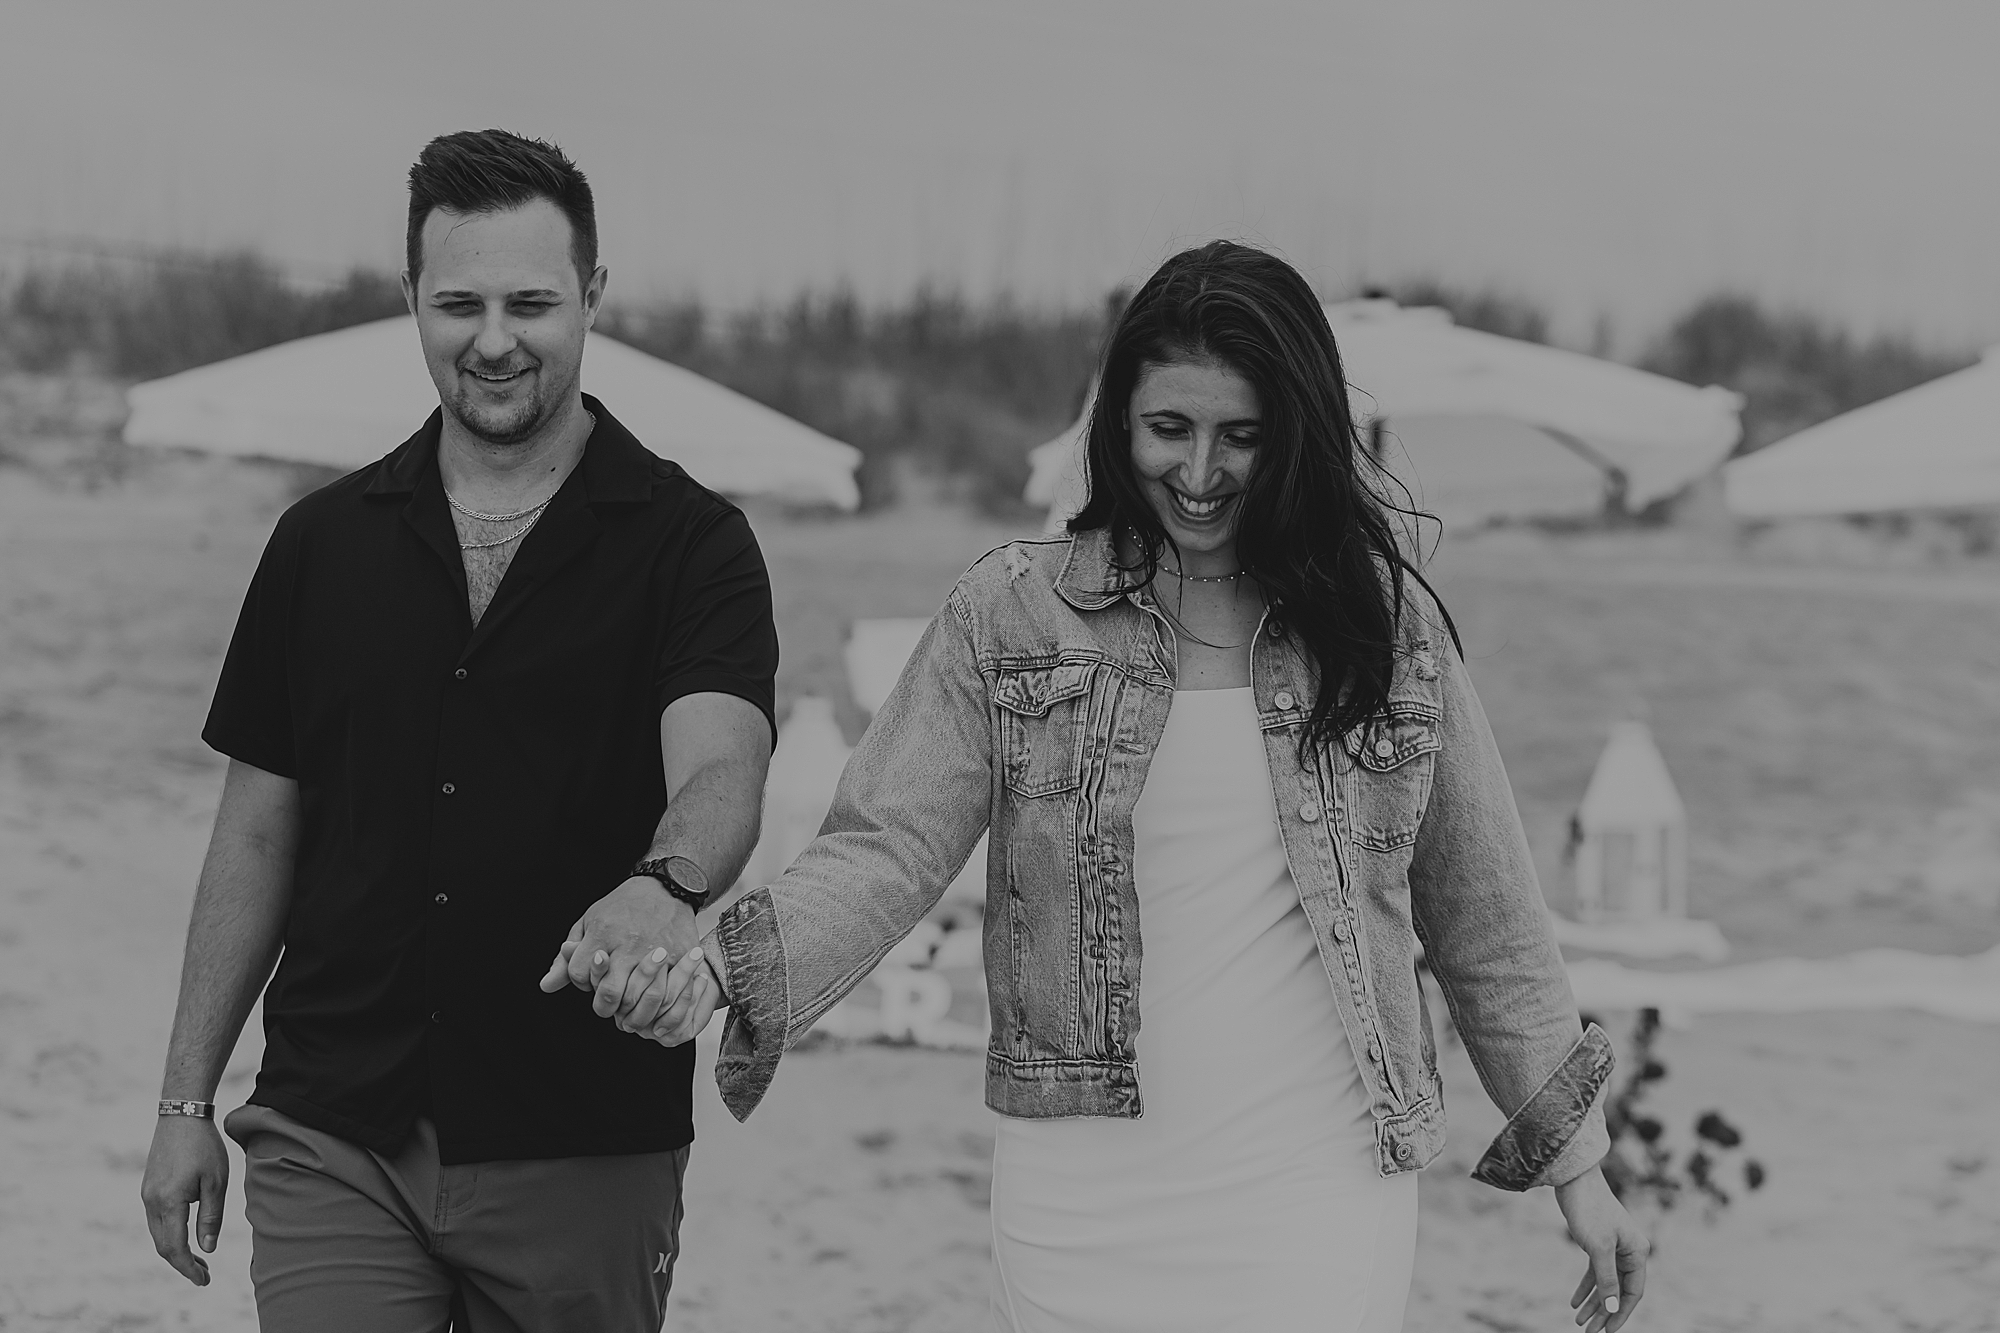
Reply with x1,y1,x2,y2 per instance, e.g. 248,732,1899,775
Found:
630,241,1646,1330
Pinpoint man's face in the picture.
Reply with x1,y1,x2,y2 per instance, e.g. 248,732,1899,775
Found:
403,199,605,447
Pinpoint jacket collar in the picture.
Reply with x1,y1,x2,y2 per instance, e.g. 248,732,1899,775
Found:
363,393,655,503
1054,525,1145,611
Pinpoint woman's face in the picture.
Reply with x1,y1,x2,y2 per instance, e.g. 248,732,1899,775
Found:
1127,356,1262,563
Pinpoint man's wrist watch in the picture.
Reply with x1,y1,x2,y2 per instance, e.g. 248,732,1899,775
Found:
631,856,710,911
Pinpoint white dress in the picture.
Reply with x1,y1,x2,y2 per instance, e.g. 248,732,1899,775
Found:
989,687,1418,1333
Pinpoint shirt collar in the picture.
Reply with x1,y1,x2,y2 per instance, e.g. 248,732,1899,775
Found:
363,394,655,504
1054,525,1143,611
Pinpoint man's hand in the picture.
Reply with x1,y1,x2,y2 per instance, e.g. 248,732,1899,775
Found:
1556,1166,1648,1332
536,876,698,1019
140,1116,230,1286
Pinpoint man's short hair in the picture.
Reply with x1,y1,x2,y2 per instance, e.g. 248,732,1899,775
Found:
406,129,597,289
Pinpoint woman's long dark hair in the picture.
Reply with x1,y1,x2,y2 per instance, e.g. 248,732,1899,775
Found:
1069,240,1447,754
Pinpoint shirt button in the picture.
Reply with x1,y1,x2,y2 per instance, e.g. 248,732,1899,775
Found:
1373,737,1396,759
1298,801,1321,823
434,893,448,905
431,1010,444,1024
441,782,456,795
453,668,468,680
1274,691,1295,711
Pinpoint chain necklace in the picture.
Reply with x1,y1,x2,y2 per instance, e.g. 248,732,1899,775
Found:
446,410,593,552
1159,563,1243,584
1154,567,1257,650
1123,528,1255,648
455,502,550,551
447,492,549,524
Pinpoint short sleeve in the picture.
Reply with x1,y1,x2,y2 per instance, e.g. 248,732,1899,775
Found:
653,507,779,746
202,520,300,779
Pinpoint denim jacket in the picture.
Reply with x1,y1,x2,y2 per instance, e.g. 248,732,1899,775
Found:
708,527,1612,1189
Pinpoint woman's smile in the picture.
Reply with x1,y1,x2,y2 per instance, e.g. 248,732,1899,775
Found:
1165,486,1238,525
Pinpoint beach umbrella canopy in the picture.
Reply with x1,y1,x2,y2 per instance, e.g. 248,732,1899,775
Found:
123,316,863,510
1722,347,2000,518
1027,300,1742,531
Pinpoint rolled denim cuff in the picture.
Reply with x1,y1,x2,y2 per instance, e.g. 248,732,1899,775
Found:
1470,1022,1615,1191
697,927,732,1002
1538,1078,1612,1189
709,889,791,1123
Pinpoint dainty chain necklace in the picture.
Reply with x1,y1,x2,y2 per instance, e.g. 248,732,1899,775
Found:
1124,528,1255,648
1154,567,1257,650
447,410,593,552
1160,563,1243,584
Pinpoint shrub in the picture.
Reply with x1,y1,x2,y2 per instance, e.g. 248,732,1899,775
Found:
0,252,405,380
599,286,1109,511
1642,294,1972,455
1587,1007,1766,1216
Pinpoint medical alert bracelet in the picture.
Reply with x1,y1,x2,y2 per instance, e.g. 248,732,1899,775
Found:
158,1099,215,1119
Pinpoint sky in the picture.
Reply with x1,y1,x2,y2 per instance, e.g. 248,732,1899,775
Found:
4,0,1996,352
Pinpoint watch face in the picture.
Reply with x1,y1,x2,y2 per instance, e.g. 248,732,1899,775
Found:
634,858,706,907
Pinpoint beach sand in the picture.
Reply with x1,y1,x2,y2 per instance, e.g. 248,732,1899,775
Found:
4,381,1998,1329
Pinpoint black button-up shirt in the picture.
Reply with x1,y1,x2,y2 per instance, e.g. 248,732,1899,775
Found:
203,396,778,1163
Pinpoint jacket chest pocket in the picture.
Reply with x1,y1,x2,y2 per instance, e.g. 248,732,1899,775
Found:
992,662,1093,798
1341,709,1441,852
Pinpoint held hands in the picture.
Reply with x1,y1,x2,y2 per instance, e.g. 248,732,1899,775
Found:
1555,1167,1649,1332
536,875,724,1045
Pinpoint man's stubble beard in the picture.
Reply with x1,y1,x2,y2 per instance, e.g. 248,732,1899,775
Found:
444,357,581,448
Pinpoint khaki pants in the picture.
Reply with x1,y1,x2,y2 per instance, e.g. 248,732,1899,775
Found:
225,1104,688,1333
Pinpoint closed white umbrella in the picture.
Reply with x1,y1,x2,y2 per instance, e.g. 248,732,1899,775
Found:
1029,300,1742,531
123,316,863,510
1722,347,2000,518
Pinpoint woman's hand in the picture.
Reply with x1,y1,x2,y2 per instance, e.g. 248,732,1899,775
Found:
645,949,724,1047
1555,1166,1647,1331
604,941,725,1046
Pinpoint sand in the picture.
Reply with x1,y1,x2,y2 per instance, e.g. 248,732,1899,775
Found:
4,377,2000,1329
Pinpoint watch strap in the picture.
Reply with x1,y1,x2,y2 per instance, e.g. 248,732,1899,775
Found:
158,1099,215,1119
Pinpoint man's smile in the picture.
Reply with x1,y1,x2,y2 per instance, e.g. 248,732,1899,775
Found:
463,365,533,384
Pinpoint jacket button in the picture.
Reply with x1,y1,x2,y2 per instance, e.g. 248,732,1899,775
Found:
434,893,448,906
1331,918,1350,942
1373,737,1396,759
1395,1141,1415,1162
441,782,456,795
1298,801,1321,823
1366,1038,1382,1061
1274,691,1295,710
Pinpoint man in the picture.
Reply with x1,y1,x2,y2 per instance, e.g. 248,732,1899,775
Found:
139,129,775,1330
